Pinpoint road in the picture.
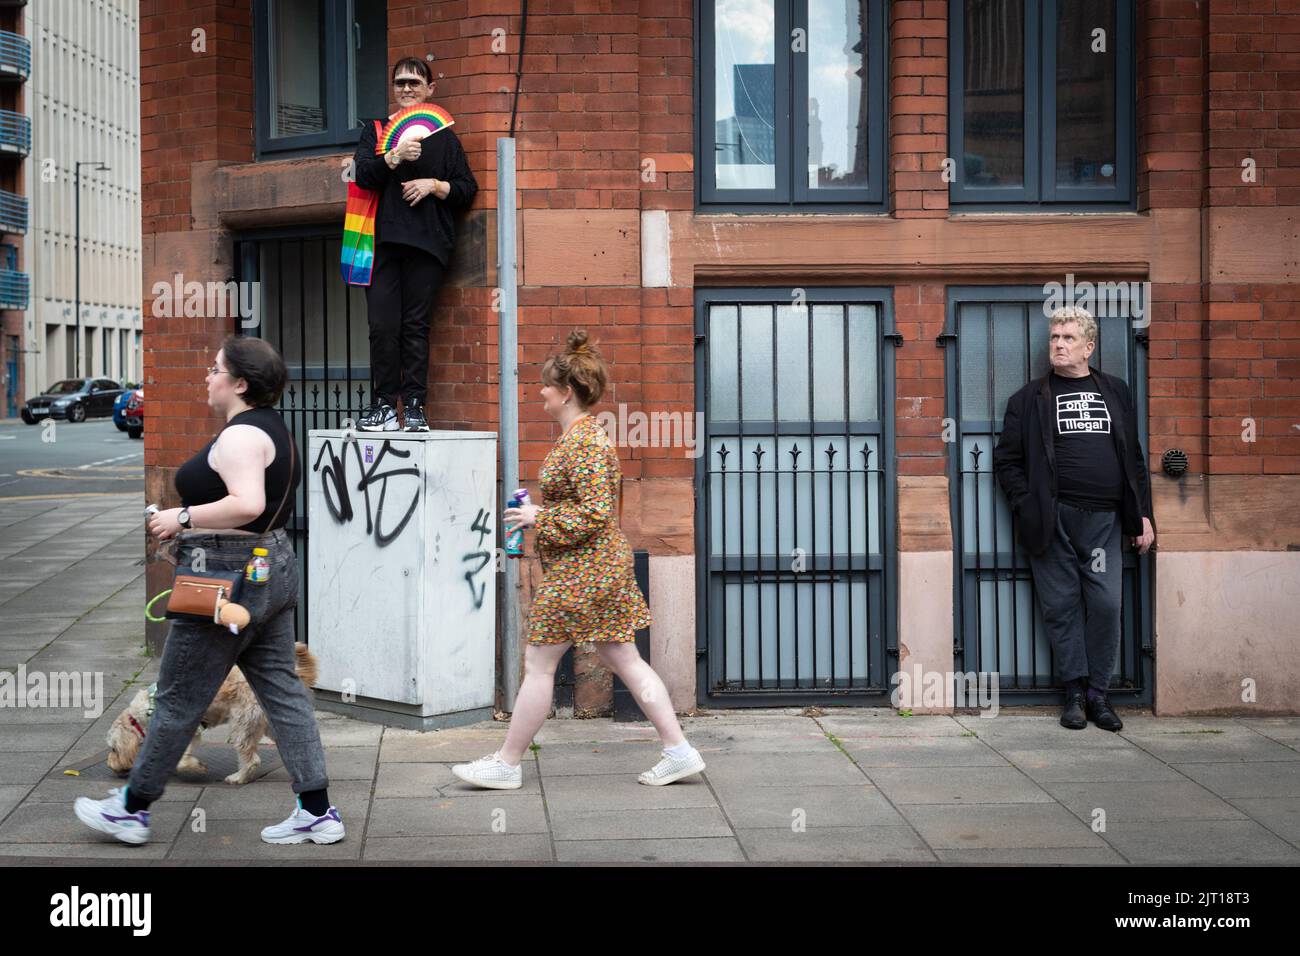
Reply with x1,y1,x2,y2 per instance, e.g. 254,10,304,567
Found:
0,418,144,500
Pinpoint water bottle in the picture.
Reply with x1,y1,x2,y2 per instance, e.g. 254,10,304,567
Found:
245,547,271,584
505,488,529,557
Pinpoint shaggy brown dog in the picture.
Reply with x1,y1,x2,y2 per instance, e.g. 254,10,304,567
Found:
106,644,318,785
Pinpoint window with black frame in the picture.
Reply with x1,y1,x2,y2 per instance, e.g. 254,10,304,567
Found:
949,0,1134,208
698,0,886,210
254,0,388,157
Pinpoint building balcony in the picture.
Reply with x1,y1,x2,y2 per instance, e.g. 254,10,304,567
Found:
0,268,27,309
0,2,28,8
0,109,29,157
0,188,26,234
0,31,30,83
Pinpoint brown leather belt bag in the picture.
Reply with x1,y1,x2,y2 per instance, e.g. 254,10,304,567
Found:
164,438,296,625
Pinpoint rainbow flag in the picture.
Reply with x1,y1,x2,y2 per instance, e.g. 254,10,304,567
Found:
341,120,384,286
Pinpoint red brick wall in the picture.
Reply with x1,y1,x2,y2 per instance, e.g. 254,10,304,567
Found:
890,0,948,219
140,0,254,471
385,1,700,505
136,1,1300,669
888,7,949,479
1201,1,1300,476
1141,0,1210,477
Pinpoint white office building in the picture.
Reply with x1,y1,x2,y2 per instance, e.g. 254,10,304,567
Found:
23,0,140,394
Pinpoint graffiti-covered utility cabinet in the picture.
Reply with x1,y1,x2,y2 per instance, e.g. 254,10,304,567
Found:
306,429,498,730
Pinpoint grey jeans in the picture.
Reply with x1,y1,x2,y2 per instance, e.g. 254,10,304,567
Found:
1027,501,1124,692
128,529,329,803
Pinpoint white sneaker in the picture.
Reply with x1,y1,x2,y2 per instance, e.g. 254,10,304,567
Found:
74,787,151,845
260,805,346,845
638,747,706,786
452,751,523,790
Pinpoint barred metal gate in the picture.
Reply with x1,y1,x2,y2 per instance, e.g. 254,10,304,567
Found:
694,288,898,705
234,227,372,645
941,285,1153,703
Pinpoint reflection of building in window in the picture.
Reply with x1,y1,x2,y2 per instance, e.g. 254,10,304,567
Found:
1054,1,1116,186
813,0,869,188
716,63,775,167
963,0,1026,186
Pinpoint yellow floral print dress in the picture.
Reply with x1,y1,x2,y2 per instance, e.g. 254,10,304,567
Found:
527,414,651,645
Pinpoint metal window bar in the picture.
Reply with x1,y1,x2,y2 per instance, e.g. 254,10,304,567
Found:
234,230,373,646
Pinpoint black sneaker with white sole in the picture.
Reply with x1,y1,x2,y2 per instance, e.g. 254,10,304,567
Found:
402,399,429,432
357,402,398,432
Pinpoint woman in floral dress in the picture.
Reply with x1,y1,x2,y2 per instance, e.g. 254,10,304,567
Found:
453,330,705,790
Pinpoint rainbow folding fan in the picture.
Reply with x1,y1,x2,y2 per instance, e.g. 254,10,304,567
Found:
378,103,456,151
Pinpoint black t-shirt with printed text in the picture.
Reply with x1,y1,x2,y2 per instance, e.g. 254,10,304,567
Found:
1048,370,1124,511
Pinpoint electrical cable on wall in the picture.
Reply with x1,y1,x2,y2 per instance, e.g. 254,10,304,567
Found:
509,0,529,138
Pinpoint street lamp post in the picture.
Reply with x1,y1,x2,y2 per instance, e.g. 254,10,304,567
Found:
74,161,110,379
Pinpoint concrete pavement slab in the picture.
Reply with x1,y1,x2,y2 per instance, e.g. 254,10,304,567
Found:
1001,748,1187,783
541,772,717,812
1038,780,1249,822
1170,761,1300,799
734,826,936,863
554,837,745,863
367,795,550,837
866,766,1055,805
837,735,1010,767
900,804,1107,850
363,834,554,862
1228,798,1300,845
549,806,732,841
712,782,907,829
1097,819,1300,865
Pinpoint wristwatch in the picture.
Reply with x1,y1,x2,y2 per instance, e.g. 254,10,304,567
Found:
177,508,192,529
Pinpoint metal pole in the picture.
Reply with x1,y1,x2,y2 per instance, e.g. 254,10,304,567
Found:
74,163,80,378
497,137,522,710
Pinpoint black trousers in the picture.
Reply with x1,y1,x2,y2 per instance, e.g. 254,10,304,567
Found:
364,241,445,406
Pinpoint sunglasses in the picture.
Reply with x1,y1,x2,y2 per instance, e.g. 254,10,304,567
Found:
393,78,426,89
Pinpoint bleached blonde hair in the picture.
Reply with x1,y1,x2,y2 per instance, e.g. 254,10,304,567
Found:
1049,305,1098,345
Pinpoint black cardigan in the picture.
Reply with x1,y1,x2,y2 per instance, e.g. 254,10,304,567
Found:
352,115,478,267
992,367,1155,556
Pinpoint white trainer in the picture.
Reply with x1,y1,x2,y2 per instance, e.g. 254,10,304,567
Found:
452,751,523,790
74,787,151,845
638,747,706,786
260,805,346,845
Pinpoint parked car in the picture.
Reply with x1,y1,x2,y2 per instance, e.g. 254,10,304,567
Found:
20,378,126,424
124,387,143,439
112,382,141,431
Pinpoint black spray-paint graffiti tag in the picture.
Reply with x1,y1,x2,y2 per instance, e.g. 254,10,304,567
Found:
462,508,493,609
313,439,420,547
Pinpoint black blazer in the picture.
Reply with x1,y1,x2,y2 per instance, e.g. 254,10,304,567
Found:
992,367,1155,556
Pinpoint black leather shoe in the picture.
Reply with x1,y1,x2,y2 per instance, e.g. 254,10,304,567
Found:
1086,695,1124,732
402,399,429,432
1060,692,1087,729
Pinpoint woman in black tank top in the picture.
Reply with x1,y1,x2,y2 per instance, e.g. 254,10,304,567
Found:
80,337,345,848
150,342,300,539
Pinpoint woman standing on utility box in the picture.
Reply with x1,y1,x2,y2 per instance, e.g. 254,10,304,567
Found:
352,55,477,433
